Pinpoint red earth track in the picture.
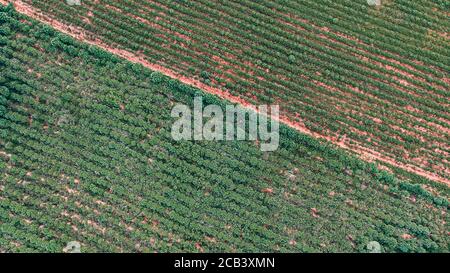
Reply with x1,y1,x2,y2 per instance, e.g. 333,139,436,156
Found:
2,0,448,186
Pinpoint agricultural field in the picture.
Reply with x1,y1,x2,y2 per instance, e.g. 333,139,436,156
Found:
3,0,449,185
0,1,449,254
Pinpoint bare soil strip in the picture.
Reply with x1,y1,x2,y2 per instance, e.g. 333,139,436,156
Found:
3,0,448,186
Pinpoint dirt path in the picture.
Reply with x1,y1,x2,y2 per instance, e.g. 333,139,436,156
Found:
2,0,449,186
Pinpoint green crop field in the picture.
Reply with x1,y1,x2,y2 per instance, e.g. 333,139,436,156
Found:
0,6,449,253
10,0,450,184
0,1,449,254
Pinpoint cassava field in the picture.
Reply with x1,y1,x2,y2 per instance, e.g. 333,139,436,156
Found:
5,0,449,184
0,0,449,253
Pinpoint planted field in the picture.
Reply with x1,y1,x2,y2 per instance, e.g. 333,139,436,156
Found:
4,0,449,184
1,8,449,252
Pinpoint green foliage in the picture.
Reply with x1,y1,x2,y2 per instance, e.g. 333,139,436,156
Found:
0,25,11,36
0,4,448,254
288,54,296,63
200,70,210,80
150,71,164,84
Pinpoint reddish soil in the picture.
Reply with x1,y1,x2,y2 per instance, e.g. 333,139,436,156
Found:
2,0,449,186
